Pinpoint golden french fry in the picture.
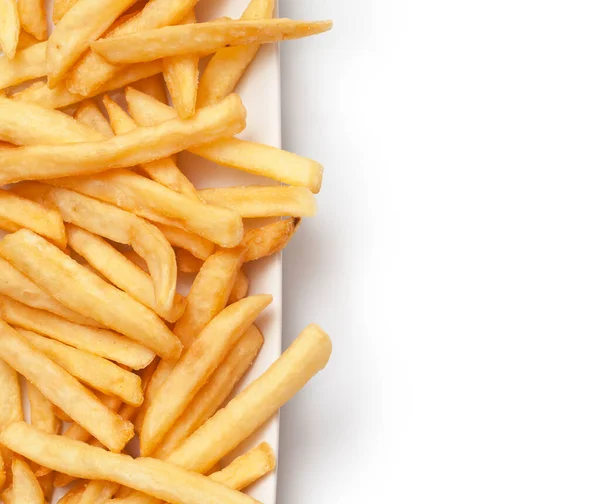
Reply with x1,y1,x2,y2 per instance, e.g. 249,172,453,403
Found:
19,329,143,406
141,295,272,456
0,0,19,59
243,218,301,262
1,422,258,504
27,382,60,435
16,28,37,49
0,455,4,491
74,100,114,137
228,268,249,305
37,472,53,502
0,320,134,452
211,443,276,491
17,0,46,41
0,40,46,89
46,0,137,87
3,459,43,504
125,89,323,192
154,325,264,459
163,10,199,118
79,480,120,504
176,248,204,273
0,295,154,369
0,93,246,185
198,186,317,218
0,229,182,361
0,188,66,247
12,60,163,109
168,324,332,473
132,74,167,104
155,223,214,261
0,357,21,490
197,0,274,107
52,0,77,23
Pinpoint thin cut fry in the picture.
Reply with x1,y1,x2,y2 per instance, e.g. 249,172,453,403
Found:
154,325,264,459
17,0,46,41
1,422,258,504
0,229,182,361
0,295,154,370
125,89,323,192
0,41,46,89
0,320,134,452
0,357,21,489
74,100,114,137
80,480,120,504
0,93,246,185
167,324,332,473
132,74,167,104
155,223,214,261
0,0,19,58
27,382,60,435
4,459,43,504
163,10,199,118
52,0,77,23
228,268,249,305
243,218,301,262
176,248,204,273
211,443,276,490
19,329,144,406
141,295,272,456
198,186,317,218
197,0,274,107
46,0,137,87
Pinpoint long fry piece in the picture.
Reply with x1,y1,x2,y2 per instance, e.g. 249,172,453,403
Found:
0,0,20,58
0,41,46,89
154,223,214,261
17,0,46,41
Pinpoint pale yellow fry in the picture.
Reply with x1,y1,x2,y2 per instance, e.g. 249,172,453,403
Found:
0,95,104,145
141,295,272,456
12,60,163,109
66,0,199,96
154,223,214,261
52,0,78,24
27,382,60,435
0,295,154,370
125,89,323,192
74,100,114,137
7,459,43,504
0,256,99,326
0,40,46,89
243,217,301,262
132,74,167,104
0,320,134,452
168,324,332,473
1,422,258,504
198,186,317,218
19,329,143,406
197,0,274,107
92,19,333,64
0,0,19,58
103,96,197,197
80,480,120,504
228,268,249,305
46,0,137,87
211,443,276,491
154,325,264,460
163,10,199,118
0,93,246,185
175,248,204,273
17,0,46,41
0,189,66,247
0,229,181,361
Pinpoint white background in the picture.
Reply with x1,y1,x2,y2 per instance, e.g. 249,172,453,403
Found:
279,1,600,502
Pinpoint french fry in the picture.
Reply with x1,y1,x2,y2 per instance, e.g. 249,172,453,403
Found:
0,0,19,59
176,248,204,273
153,325,264,459
52,0,77,23
198,186,317,218
37,472,53,502
210,443,276,491
155,223,214,261
0,229,182,361
27,382,61,435
19,329,144,406
167,324,332,473
46,0,137,88
74,100,114,137
0,295,154,370
125,89,323,192
17,0,46,41
57,482,86,504
0,41,46,90
80,480,120,504
163,10,199,118
16,29,37,50
229,268,249,305
92,19,333,64
1,422,258,504
0,320,134,452
197,0,275,107
3,459,43,504
141,295,272,456
132,74,167,104
0,455,4,491
0,93,246,185
243,218,301,262
0,357,21,490
0,188,66,247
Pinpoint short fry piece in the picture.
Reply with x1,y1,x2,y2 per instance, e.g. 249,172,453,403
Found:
74,100,114,137
210,443,276,491
243,218,301,262
155,223,214,261
27,382,60,435
1,422,258,504
132,74,167,104
176,249,204,273
0,454,4,491
0,229,181,361
228,268,249,305
4,459,43,504
52,0,77,23
0,0,19,59
0,320,134,452
0,41,46,90
79,480,120,504
17,0,46,41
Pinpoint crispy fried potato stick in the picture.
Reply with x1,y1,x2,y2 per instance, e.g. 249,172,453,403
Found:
37,473,53,501
3,459,43,504
175,249,204,273
0,320,134,451
0,93,246,185
0,295,154,369
46,0,137,87
80,480,120,504
0,455,4,491
16,29,37,49
243,218,301,262
0,422,258,504
19,329,143,406
27,382,60,435
163,10,199,118
141,295,272,456
132,74,167,104
74,100,113,137
0,40,46,89
17,0,46,41
0,0,19,59
0,357,21,489
168,324,331,473
154,325,264,459
52,0,77,23
228,268,249,305
57,482,86,504
125,89,323,192
197,0,274,107
0,229,181,361
211,443,276,490
198,186,317,218
154,223,214,261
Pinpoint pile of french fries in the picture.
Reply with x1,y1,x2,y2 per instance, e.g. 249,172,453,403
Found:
0,1,333,503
